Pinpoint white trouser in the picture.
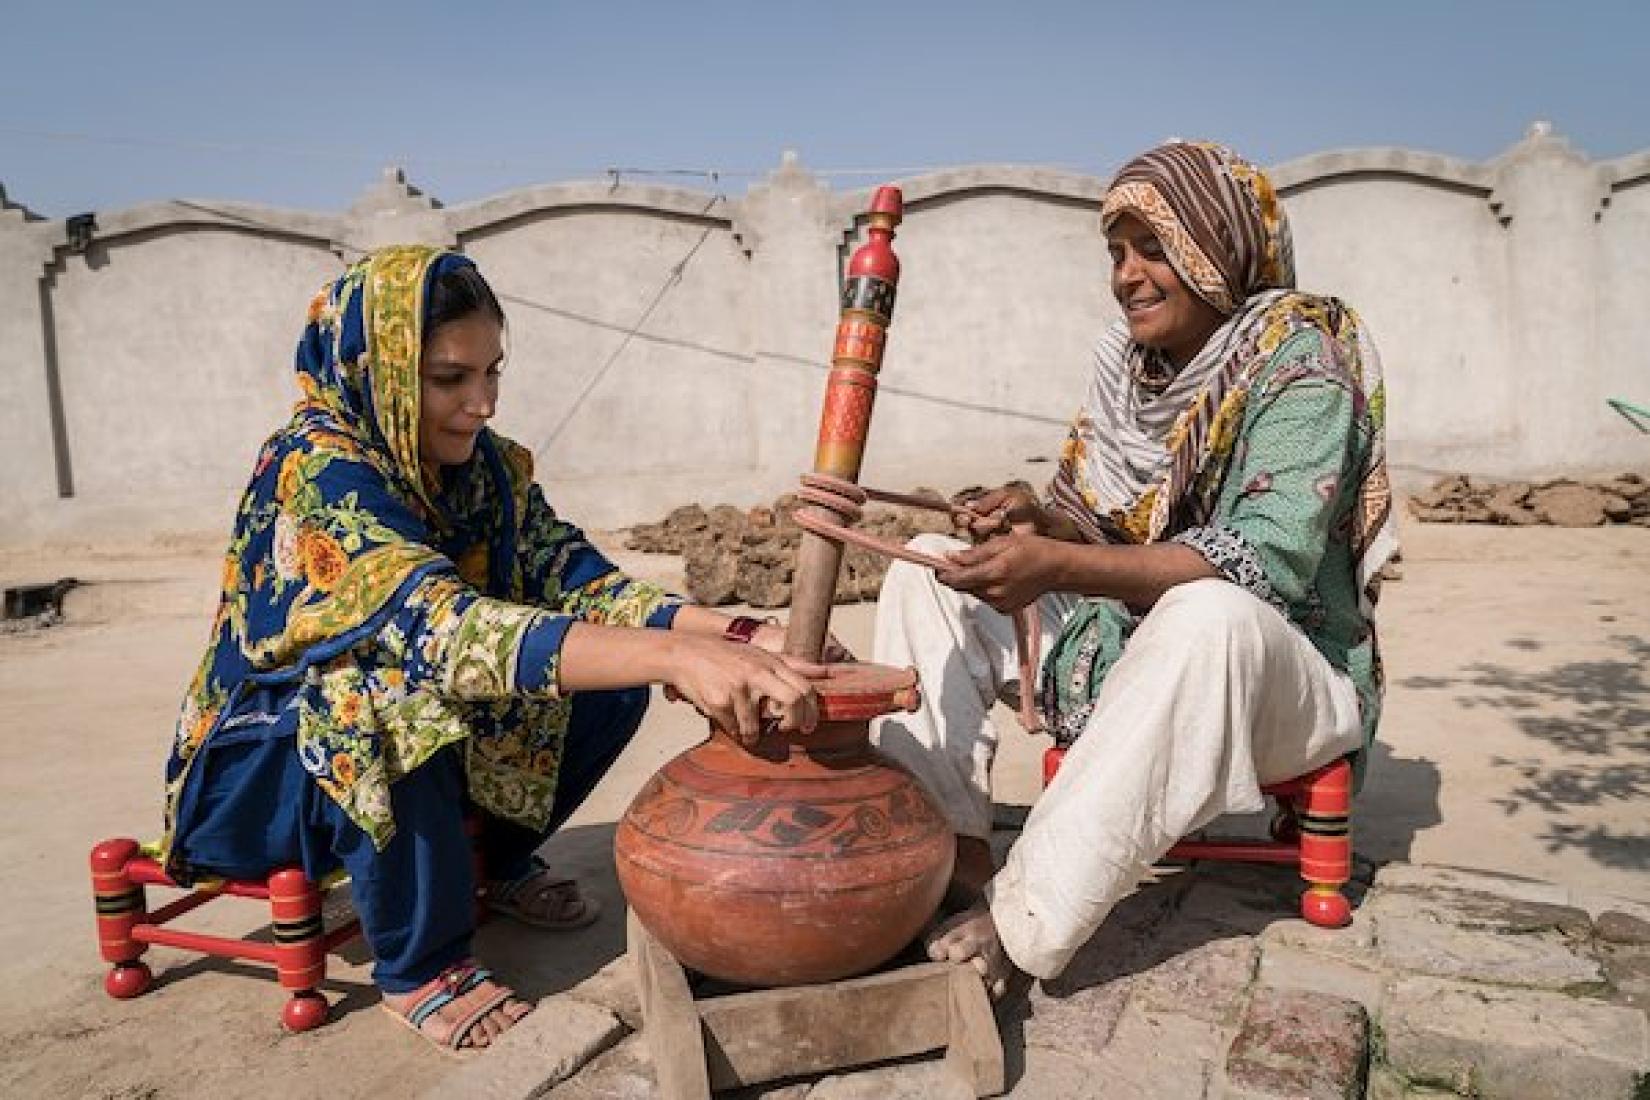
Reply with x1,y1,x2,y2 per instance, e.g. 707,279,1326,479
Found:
871,534,1364,979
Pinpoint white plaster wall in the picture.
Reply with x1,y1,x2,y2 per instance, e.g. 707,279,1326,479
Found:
462,207,753,502
48,229,339,521
1597,179,1650,452
861,189,1112,493
5,131,1649,545
1284,177,1513,482
0,224,62,531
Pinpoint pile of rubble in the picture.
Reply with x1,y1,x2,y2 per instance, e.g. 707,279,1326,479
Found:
1409,474,1650,527
625,490,956,607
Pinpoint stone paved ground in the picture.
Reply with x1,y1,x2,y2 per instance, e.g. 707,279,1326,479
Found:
440,860,1650,1100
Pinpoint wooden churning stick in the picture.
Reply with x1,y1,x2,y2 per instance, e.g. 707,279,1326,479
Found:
781,185,1044,733
793,473,1046,734
783,186,905,663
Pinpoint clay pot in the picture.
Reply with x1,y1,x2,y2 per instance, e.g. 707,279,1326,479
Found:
615,662,954,987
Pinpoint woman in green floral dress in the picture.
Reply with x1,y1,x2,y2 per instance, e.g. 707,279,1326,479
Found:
162,246,822,1052
872,142,1400,994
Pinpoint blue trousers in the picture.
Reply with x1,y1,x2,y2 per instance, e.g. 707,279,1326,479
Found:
172,687,648,992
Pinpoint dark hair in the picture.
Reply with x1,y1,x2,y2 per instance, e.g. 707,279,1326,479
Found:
425,263,505,332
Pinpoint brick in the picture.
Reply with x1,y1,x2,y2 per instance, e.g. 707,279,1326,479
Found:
1364,1064,1464,1098
434,995,624,1100
1260,911,1379,965
1050,881,1180,990
1382,975,1650,1099
1003,1048,1135,1098
1365,877,1591,938
1081,1004,1226,1100
1600,944,1650,1010
1597,910,1650,946
1222,987,1368,1100
566,955,643,1030
1256,941,1385,1015
541,1034,659,1100
807,1060,975,1099
1376,914,1603,991
1022,973,1131,1060
1128,933,1257,1026
1370,864,1571,909
1572,892,1650,926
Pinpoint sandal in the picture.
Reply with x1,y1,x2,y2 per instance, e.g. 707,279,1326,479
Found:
485,856,601,931
381,960,531,1057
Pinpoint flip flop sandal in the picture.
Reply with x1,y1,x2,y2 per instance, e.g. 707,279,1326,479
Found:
382,961,523,1058
486,857,601,931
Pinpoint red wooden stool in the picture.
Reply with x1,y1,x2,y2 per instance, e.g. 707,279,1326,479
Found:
89,839,357,1031
90,819,487,1031
1041,747,1354,928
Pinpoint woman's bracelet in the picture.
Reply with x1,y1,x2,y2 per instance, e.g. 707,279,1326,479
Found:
722,615,773,644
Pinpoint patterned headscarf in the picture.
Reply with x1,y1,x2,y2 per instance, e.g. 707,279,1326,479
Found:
1101,141,1295,314
1049,142,1396,605
292,245,473,517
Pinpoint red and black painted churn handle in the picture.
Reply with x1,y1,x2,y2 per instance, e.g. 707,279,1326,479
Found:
784,186,904,663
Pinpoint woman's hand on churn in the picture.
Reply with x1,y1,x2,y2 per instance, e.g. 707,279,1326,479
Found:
663,635,824,748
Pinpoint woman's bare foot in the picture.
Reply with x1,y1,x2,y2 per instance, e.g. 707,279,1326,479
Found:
943,835,997,912
382,962,534,1054
926,902,1013,999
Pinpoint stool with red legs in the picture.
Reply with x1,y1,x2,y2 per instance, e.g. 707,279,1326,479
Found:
1042,749,1355,928
89,839,359,1031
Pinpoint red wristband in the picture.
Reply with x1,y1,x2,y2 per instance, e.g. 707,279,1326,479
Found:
722,616,765,644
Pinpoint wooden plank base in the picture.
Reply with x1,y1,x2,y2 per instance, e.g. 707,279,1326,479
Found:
627,909,1004,1098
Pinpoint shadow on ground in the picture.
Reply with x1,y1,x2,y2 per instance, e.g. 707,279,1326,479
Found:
1398,633,1650,870
1354,738,1444,866
476,821,629,1004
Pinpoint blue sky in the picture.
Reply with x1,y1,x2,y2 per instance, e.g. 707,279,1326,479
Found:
3,1,1647,216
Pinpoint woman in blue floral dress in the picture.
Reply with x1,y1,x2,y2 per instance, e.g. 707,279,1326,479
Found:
162,246,823,1052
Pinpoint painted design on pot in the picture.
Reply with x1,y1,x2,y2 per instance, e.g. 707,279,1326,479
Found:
628,775,940,856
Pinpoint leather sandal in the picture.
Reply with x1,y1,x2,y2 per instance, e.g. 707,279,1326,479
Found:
381,961,528,1057
485,856,601,931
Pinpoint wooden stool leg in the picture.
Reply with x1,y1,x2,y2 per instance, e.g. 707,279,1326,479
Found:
629,908,711,1100
946,965,1006,1096
1296,758,1353,928
1041,745,1065,788
269,868,329,1032
90,839,152,998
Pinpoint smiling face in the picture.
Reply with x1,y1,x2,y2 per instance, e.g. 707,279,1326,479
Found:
417,312,504,467
1106,211,1227,368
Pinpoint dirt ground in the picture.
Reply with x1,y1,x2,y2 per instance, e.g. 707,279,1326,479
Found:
1,518,1646,1098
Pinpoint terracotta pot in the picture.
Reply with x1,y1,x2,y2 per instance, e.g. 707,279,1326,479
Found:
615,662,954,987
